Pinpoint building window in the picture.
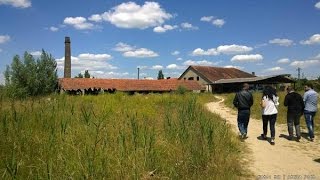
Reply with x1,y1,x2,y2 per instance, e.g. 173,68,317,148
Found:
184,77,186,80
197,76,199,81
188,77,194,80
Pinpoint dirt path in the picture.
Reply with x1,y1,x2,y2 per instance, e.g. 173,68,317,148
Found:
206,96,320,179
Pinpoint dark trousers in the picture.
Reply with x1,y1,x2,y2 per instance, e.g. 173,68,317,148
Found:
237,109,250,135
287,112,301,138
262,114,277,139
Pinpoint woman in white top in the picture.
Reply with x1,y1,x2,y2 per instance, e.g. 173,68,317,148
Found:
260,86,279,145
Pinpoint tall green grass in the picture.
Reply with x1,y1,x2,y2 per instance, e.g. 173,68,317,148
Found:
0,93,249,179
223,91,320,133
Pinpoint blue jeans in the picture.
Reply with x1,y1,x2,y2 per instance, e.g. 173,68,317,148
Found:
304,110,316,139
237,109,250,135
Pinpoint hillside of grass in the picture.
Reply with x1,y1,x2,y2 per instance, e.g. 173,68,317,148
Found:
223,91,320,133
0,93,249,179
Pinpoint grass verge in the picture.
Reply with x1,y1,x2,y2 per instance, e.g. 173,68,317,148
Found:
0,93,249,179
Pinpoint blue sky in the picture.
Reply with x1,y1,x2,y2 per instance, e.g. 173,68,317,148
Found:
0,0,320,83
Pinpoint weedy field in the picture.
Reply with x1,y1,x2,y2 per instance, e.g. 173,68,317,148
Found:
223,91,320,133
0,93,249,179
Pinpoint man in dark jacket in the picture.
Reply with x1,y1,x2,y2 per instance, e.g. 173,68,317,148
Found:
233,83,253,139
284,86,304,141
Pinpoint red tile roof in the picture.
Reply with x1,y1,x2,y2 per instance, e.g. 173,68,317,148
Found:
179,66,255,83
58,78,204,92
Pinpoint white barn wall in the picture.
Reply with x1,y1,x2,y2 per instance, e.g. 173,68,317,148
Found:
180,69,212,92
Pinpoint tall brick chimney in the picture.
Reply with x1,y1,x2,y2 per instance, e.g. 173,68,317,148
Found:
64,37,71,78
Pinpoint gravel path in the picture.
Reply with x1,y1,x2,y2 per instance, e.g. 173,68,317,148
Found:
206,96,320,179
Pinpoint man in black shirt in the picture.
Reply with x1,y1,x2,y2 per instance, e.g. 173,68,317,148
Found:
233,83,253,140
284,86,304,141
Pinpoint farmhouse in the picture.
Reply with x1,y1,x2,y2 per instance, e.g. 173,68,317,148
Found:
178,65,295,92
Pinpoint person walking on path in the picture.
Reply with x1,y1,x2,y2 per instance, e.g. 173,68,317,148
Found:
260,86,279,145
303,83,318,142
284,86,304,142
233,83,253,140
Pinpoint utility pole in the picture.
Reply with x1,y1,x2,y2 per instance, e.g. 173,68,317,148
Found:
137,67,140,80
297,67,301,80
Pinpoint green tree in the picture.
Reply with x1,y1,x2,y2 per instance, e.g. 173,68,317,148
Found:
4,50,58,98
157,70,164,80
24,52,37,95
75,72,84,78
84,70,90,78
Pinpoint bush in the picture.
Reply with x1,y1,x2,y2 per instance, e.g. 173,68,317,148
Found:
176,85,187,95
4,50,58,99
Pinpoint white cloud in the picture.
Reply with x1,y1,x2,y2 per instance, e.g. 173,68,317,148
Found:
277,58,290,64
153,24,177,33
217,44,252,54
171,51,180,56
181,22,199,30
91,71,130,78
300,34,320,45
231,54,263,62
254,43,268,49
78,53,112,61
264,67,284,72
290,59,320,68
139,73,147,77
114,43,158,58
315,2,320,9
200,16,214,22
30,51,41,56
100,1,172,29
123,48,158,58
212,19,225,27
192,44,252,56
0,0,31,8
191,48,219,56
113,42,135,52
137,65,148,70
177,57,183,61
269,38,293,46
56,53,116,72
49,26,59,32
63,17,94,30
166,71,181,77
224,65,243,69
201,16,226,28
183,60,214,66
0,35,10,44
151,65,163,70
316,54,320,59
166,64,183,69
88,14,103,22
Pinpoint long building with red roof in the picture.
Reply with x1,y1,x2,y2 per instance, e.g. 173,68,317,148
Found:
58,78,204,94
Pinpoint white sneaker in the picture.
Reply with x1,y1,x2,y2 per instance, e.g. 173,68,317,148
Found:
270,138,275,145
